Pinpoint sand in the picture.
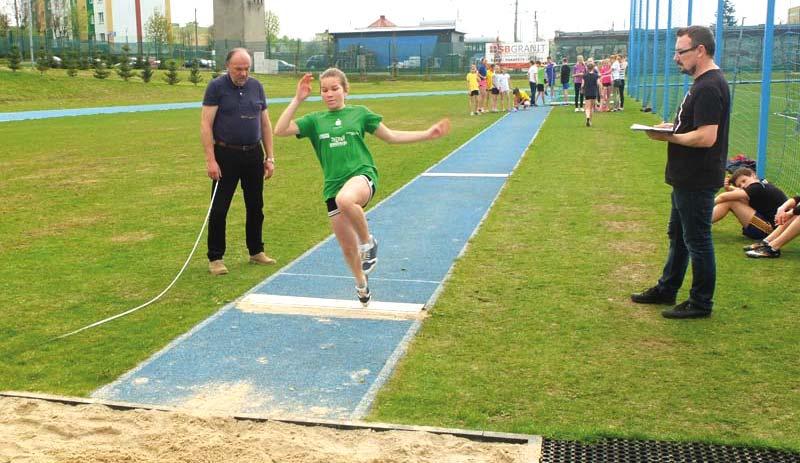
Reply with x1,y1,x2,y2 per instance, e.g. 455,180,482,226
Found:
0,396,532,463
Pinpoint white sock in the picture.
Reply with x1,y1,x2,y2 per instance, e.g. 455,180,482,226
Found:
359,236,374,252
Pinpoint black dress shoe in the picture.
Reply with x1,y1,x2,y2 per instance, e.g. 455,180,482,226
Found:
631,286,676,305
662,301,712,319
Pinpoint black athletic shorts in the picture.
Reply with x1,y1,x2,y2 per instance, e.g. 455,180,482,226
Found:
491,87,499,95
469,90,479,96
325,175,376,217
536,83,545,92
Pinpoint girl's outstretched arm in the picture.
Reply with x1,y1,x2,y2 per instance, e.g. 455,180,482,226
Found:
274,73,314,137
373,118,450,144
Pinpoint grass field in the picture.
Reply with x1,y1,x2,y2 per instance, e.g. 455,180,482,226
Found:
1,75,798,453
0,67,466,112
371,102,800,452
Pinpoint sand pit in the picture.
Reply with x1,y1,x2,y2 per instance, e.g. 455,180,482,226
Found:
0,395,535,462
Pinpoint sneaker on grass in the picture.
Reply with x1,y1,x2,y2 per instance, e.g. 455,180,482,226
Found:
742,240,769,251
630,286,676,305
662,300,712,319
745,245,781,258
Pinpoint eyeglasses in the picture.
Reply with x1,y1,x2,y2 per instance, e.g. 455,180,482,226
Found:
674,46,699,56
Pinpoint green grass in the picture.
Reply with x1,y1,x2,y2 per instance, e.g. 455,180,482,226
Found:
369,102,800,452
1,77,798,453
0,67,468,112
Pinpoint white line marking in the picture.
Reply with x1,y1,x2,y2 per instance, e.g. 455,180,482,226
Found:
279,272,440,285
421,173,509,178
237,294,425,320
775,112,798,121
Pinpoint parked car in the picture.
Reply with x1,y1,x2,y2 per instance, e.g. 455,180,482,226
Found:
387,56,421,70
305,54,326,70
183,58,214,68
112,56,139,67
277,59,296,71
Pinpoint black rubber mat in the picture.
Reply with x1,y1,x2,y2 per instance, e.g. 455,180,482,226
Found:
541,438,800,463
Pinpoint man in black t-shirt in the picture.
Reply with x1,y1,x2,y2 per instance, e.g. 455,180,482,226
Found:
631,26,730,319
712,167,788,240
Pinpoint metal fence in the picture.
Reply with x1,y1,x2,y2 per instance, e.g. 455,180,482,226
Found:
0,35,495,76
629,0,800,193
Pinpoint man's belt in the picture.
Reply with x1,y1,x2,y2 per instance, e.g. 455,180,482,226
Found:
215,140,260,151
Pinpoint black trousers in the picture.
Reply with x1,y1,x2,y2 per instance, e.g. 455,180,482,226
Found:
207,144,264,261
616,79,625,108
574,83,584,108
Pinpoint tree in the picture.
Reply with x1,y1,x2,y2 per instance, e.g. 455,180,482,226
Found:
79,54,90,70
187,59,203,86
713,0,737,28
162,59,181,85
65,48,78,77
206,25,214,52
8,45,21,71
140,61,154,82
35,46,50,74
145,9,169,60
0,13,10,39
93,53,111,79
264,10,279,58
116,45,135,81
210,61,222,79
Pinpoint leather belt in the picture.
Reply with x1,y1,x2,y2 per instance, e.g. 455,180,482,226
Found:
215,140,260,151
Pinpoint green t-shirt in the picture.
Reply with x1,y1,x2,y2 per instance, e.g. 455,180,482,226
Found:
295,105,383,200
537,66,546,84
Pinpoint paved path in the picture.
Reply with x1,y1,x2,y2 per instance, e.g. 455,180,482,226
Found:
0,90,463,123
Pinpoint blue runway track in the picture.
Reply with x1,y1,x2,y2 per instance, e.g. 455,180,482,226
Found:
93,107,552,419
0,90,462,123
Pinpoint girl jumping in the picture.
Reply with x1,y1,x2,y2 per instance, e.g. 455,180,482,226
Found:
274,69,450,305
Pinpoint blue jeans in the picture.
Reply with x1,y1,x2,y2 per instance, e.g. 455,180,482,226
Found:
657,187,717,310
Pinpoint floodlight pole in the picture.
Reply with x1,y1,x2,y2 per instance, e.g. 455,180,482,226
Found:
513,0,518,42
26,0,34,67
650,0,659,114
683,0,692,97
756,0,775,179
714,0,724,64
661,0,673,122
194,8,198,60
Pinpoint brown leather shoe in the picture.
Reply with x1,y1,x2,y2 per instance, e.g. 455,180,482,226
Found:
208,259,228,275
249,252,277,265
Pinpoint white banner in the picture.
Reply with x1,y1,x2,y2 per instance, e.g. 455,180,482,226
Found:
485,41,549,69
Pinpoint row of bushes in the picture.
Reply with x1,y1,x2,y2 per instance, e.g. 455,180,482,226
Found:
5,45,218,86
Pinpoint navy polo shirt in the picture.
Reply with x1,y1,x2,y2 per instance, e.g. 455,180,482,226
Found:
203,74,268,145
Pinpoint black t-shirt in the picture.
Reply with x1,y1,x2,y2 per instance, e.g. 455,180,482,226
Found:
582,71,599,97
666,69,730,190
560,64,570,84
203,74,268,145
745,180,787,225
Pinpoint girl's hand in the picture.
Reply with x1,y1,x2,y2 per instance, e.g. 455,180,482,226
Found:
428,118,451,140
723,176,734,191
296,73,314,101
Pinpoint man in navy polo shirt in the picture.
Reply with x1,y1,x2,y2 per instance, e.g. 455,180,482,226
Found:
201,48,277,275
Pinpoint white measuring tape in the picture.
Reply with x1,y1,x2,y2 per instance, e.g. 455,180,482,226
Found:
55,182,220,340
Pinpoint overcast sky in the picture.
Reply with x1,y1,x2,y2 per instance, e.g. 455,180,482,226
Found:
171,0,798,41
